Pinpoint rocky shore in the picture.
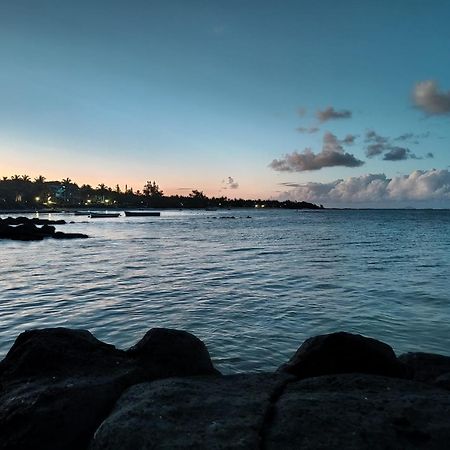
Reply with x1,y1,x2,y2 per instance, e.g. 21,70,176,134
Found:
0,217,88,241
1,329,449,449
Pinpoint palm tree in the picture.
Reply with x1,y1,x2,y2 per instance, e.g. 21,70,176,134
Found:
34,175,46,184
21,175,31,182
11,175,21,181
97,183,108,203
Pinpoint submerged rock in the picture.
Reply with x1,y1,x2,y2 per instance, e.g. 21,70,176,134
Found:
0,217,87,241
278,331,407,379
53,231,89,239
1,217,66,226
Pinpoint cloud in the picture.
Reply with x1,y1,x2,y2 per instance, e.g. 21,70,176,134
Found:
383,147,419,161
316,107,352,123
413,80,450,115
278,169,450,206
297,126,319,134
278,182,302,188
222,177,239,189
364,130,426,160
341,134,357,145
270,132,364,172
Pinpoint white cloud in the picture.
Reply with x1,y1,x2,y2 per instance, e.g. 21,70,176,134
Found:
278,170,450,207
413,80,450,115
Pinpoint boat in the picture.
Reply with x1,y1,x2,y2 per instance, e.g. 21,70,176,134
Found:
124,211,161,217
89,213,121,218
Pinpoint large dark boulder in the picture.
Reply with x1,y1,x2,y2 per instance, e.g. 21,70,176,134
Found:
266,374,450,449
398,352,450,388
0,376,127,450
279,332,407,379
127,328,220,378
89,373,290,450
0,327,220,450
0,329,137,450
0,328,132,381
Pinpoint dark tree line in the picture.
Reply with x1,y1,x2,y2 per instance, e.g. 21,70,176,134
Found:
0,175,323,210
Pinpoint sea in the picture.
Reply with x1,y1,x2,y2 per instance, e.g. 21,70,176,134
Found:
1,209,449,373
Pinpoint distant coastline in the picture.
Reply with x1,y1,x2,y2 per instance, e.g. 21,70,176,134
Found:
0,176,323,210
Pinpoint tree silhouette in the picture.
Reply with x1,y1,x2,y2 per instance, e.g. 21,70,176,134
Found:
34,175,46,184
143,181,163,197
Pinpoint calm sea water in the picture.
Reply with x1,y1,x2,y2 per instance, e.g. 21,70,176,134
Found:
1,209,449,373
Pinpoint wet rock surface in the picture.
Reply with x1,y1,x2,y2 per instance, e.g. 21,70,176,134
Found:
0,217,87,240
1,328,449,449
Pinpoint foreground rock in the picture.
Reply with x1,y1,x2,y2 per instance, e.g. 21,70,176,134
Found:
1,328,450,449
0,217,87,240
266,374,450,449
399,352,450,390
90,374,290,450
0,376,129,450
278,331,408,379
0,328,219,450
127,328,220,377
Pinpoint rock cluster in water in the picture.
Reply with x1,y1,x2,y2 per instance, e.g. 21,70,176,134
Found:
0,217,88,240
1,329,450,449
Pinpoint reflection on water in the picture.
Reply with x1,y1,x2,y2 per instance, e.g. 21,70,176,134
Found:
1,209,449,373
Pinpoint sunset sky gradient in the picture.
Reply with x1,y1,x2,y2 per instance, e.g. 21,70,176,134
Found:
1,0,449,206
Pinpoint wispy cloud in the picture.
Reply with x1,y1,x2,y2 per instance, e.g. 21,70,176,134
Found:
393,131,430,143
278,169,450,205
278,182,302,188
316,106,352,123
222,176,239,189
270,132,364,172
297,126,319,134
364,130,429,160
413,80,450,115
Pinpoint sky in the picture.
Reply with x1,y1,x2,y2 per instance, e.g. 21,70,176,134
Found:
0,0,449,207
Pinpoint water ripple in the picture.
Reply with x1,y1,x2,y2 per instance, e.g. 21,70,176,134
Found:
1,209,449,373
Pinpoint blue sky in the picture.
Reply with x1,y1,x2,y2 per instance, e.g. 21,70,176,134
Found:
1,0,449,205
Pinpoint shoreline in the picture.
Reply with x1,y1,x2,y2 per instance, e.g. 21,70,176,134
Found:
1,329,449,449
